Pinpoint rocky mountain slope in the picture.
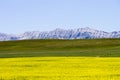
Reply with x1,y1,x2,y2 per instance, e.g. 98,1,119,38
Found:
0,27,120,41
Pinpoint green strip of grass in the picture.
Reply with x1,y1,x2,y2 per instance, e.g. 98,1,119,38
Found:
0,38,120,58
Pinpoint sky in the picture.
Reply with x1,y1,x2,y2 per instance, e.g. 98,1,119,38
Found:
0,0,120,34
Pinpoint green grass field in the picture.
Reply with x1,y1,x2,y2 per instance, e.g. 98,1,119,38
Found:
0,39,120,80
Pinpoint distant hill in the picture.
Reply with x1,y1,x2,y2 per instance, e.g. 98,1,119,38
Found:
0,39,120,58
0,27,120,41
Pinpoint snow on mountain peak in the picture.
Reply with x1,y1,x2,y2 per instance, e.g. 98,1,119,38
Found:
0,27,120,41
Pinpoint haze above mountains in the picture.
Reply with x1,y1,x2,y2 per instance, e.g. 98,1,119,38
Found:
0,27,120,41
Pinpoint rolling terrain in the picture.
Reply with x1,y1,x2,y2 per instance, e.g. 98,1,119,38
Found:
0,38,120,58
0,39,120,80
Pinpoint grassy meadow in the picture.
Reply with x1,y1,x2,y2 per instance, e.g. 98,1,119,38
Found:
0,39,120,80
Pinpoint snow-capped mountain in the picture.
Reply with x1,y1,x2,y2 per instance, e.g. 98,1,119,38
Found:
0,27,120,41
0,33,18,41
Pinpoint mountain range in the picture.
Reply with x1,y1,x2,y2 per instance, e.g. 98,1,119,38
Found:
0,27,120,41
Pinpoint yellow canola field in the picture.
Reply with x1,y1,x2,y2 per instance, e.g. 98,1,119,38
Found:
0,57,120,80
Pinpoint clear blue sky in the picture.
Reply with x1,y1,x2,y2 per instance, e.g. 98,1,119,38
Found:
0,0,120,34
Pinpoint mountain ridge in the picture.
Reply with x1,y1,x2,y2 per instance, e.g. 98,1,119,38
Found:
0,27,120,41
